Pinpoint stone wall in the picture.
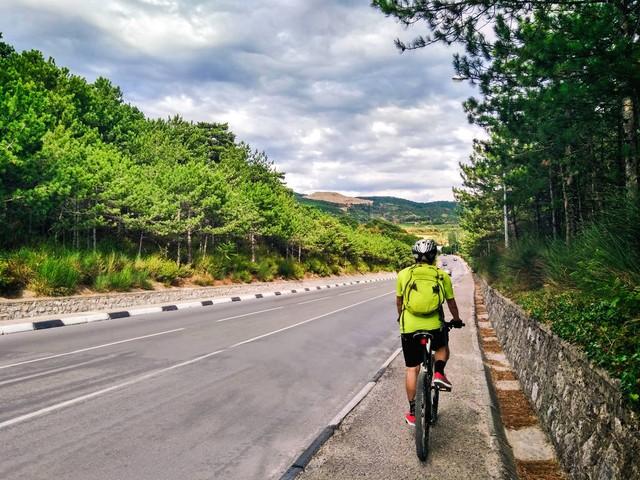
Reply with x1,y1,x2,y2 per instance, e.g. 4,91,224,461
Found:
0,274,389,322
478,278,639,480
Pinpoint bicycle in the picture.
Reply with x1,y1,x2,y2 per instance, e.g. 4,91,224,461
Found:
413,320,465,462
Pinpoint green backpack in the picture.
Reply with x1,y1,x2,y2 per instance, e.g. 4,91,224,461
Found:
402,265,445,316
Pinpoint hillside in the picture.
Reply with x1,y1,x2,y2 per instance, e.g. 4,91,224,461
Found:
295,192,458,224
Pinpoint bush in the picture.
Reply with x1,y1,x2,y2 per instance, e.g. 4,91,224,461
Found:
141,255,181,285
30,257,81,296
0,256,32,294
278,259,304,279
79,252,106,284
192,273,215,286
231,269,252,283
255,257,278,282
94,267,152,292
304,257,331,276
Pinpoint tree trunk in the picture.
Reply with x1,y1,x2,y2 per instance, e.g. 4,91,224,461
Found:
298,244,301,263
138,232,144,258
622,96,639,197
93,226,97,252
187,228,192,265
250,231,256,263
203,234,208,257
560,163,573,244
549,169,558,241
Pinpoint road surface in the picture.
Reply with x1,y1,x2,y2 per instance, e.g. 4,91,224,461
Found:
1,278,400,480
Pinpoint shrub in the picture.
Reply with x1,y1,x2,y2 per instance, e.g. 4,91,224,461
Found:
192,273,215,286
0,256,32,294
255,257,278,282
141,255,181,285
304,257,331,276
30,257,81,296
94,267,152,292
79,252,106,284
278,259,304,279
231,269,252,283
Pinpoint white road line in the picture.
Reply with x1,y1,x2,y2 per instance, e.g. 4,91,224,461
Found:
0,290,394,429
216,306,283,323
0,349,225,431
296,296,332,305
337,290,361,296
0,328,185,370
0,357,109,386
230,291,394,349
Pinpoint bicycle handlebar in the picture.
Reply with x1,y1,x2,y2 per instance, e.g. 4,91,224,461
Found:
443,320,465,330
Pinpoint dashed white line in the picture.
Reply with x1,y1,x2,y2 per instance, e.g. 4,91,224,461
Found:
0,328,185,370
230,291,394,349
216,306,283,322
297,296,332,305
0,349,226,430
0,290,394,430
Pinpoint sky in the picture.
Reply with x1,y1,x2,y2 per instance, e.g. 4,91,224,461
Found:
1,0,484,202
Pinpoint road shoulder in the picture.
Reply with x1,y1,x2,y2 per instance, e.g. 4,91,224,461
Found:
298,263,505,480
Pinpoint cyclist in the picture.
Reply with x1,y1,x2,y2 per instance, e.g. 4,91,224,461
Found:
396,239,463,426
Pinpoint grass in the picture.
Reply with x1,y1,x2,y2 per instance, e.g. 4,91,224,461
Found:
470,203,640,409
0,244,398,298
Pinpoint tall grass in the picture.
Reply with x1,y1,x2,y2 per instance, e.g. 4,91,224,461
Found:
472,199,640,407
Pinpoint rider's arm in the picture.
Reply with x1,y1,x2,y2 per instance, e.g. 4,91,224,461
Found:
446,298,462,321
396,296,403,315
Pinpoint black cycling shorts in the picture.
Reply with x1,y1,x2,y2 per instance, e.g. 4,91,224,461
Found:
401,328,449,368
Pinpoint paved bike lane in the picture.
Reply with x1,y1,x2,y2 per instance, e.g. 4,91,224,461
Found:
299,261,506,479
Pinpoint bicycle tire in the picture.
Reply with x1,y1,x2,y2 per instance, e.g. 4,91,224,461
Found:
430,387,439,425
415,368,431,461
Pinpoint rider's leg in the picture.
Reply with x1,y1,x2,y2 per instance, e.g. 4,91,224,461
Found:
405,365,420,402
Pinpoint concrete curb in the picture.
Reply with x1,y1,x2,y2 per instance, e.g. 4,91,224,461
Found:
280,347,402,480
0,277,395,336
471,274,519,480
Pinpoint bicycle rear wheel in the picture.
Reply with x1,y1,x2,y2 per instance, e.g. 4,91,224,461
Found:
415,368,431,461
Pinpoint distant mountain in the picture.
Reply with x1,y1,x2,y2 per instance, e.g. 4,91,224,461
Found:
304,191,373,206
295,192,458,225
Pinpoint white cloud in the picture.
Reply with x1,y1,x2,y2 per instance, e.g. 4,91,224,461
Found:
0,0,486,201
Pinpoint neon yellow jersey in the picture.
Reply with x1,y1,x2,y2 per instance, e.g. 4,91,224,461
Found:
396,264,454,333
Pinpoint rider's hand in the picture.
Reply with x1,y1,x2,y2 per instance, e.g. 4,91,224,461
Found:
450,319,465,329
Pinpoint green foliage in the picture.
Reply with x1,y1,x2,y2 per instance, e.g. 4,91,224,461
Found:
304,257,332,277
517,290,640,408
142,256,182,286
254,257,278,282
94,267,152,292
30,257,81,296
278,259,305,279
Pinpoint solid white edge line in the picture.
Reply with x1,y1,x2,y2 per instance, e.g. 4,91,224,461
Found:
0,323,34,335
329,382,376,427
0,328,186,370
0,348,226,431
127,307,163,316
176,302,203,310
216,306,284,323
328,347,401,428
381,347,402,370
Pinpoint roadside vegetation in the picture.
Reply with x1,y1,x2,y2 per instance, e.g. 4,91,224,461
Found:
0,34,414,298
374,1,640,407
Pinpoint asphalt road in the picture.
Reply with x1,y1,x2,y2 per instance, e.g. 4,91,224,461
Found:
0,278,400,480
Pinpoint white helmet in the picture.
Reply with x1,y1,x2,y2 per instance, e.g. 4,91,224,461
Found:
412,239,437,263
